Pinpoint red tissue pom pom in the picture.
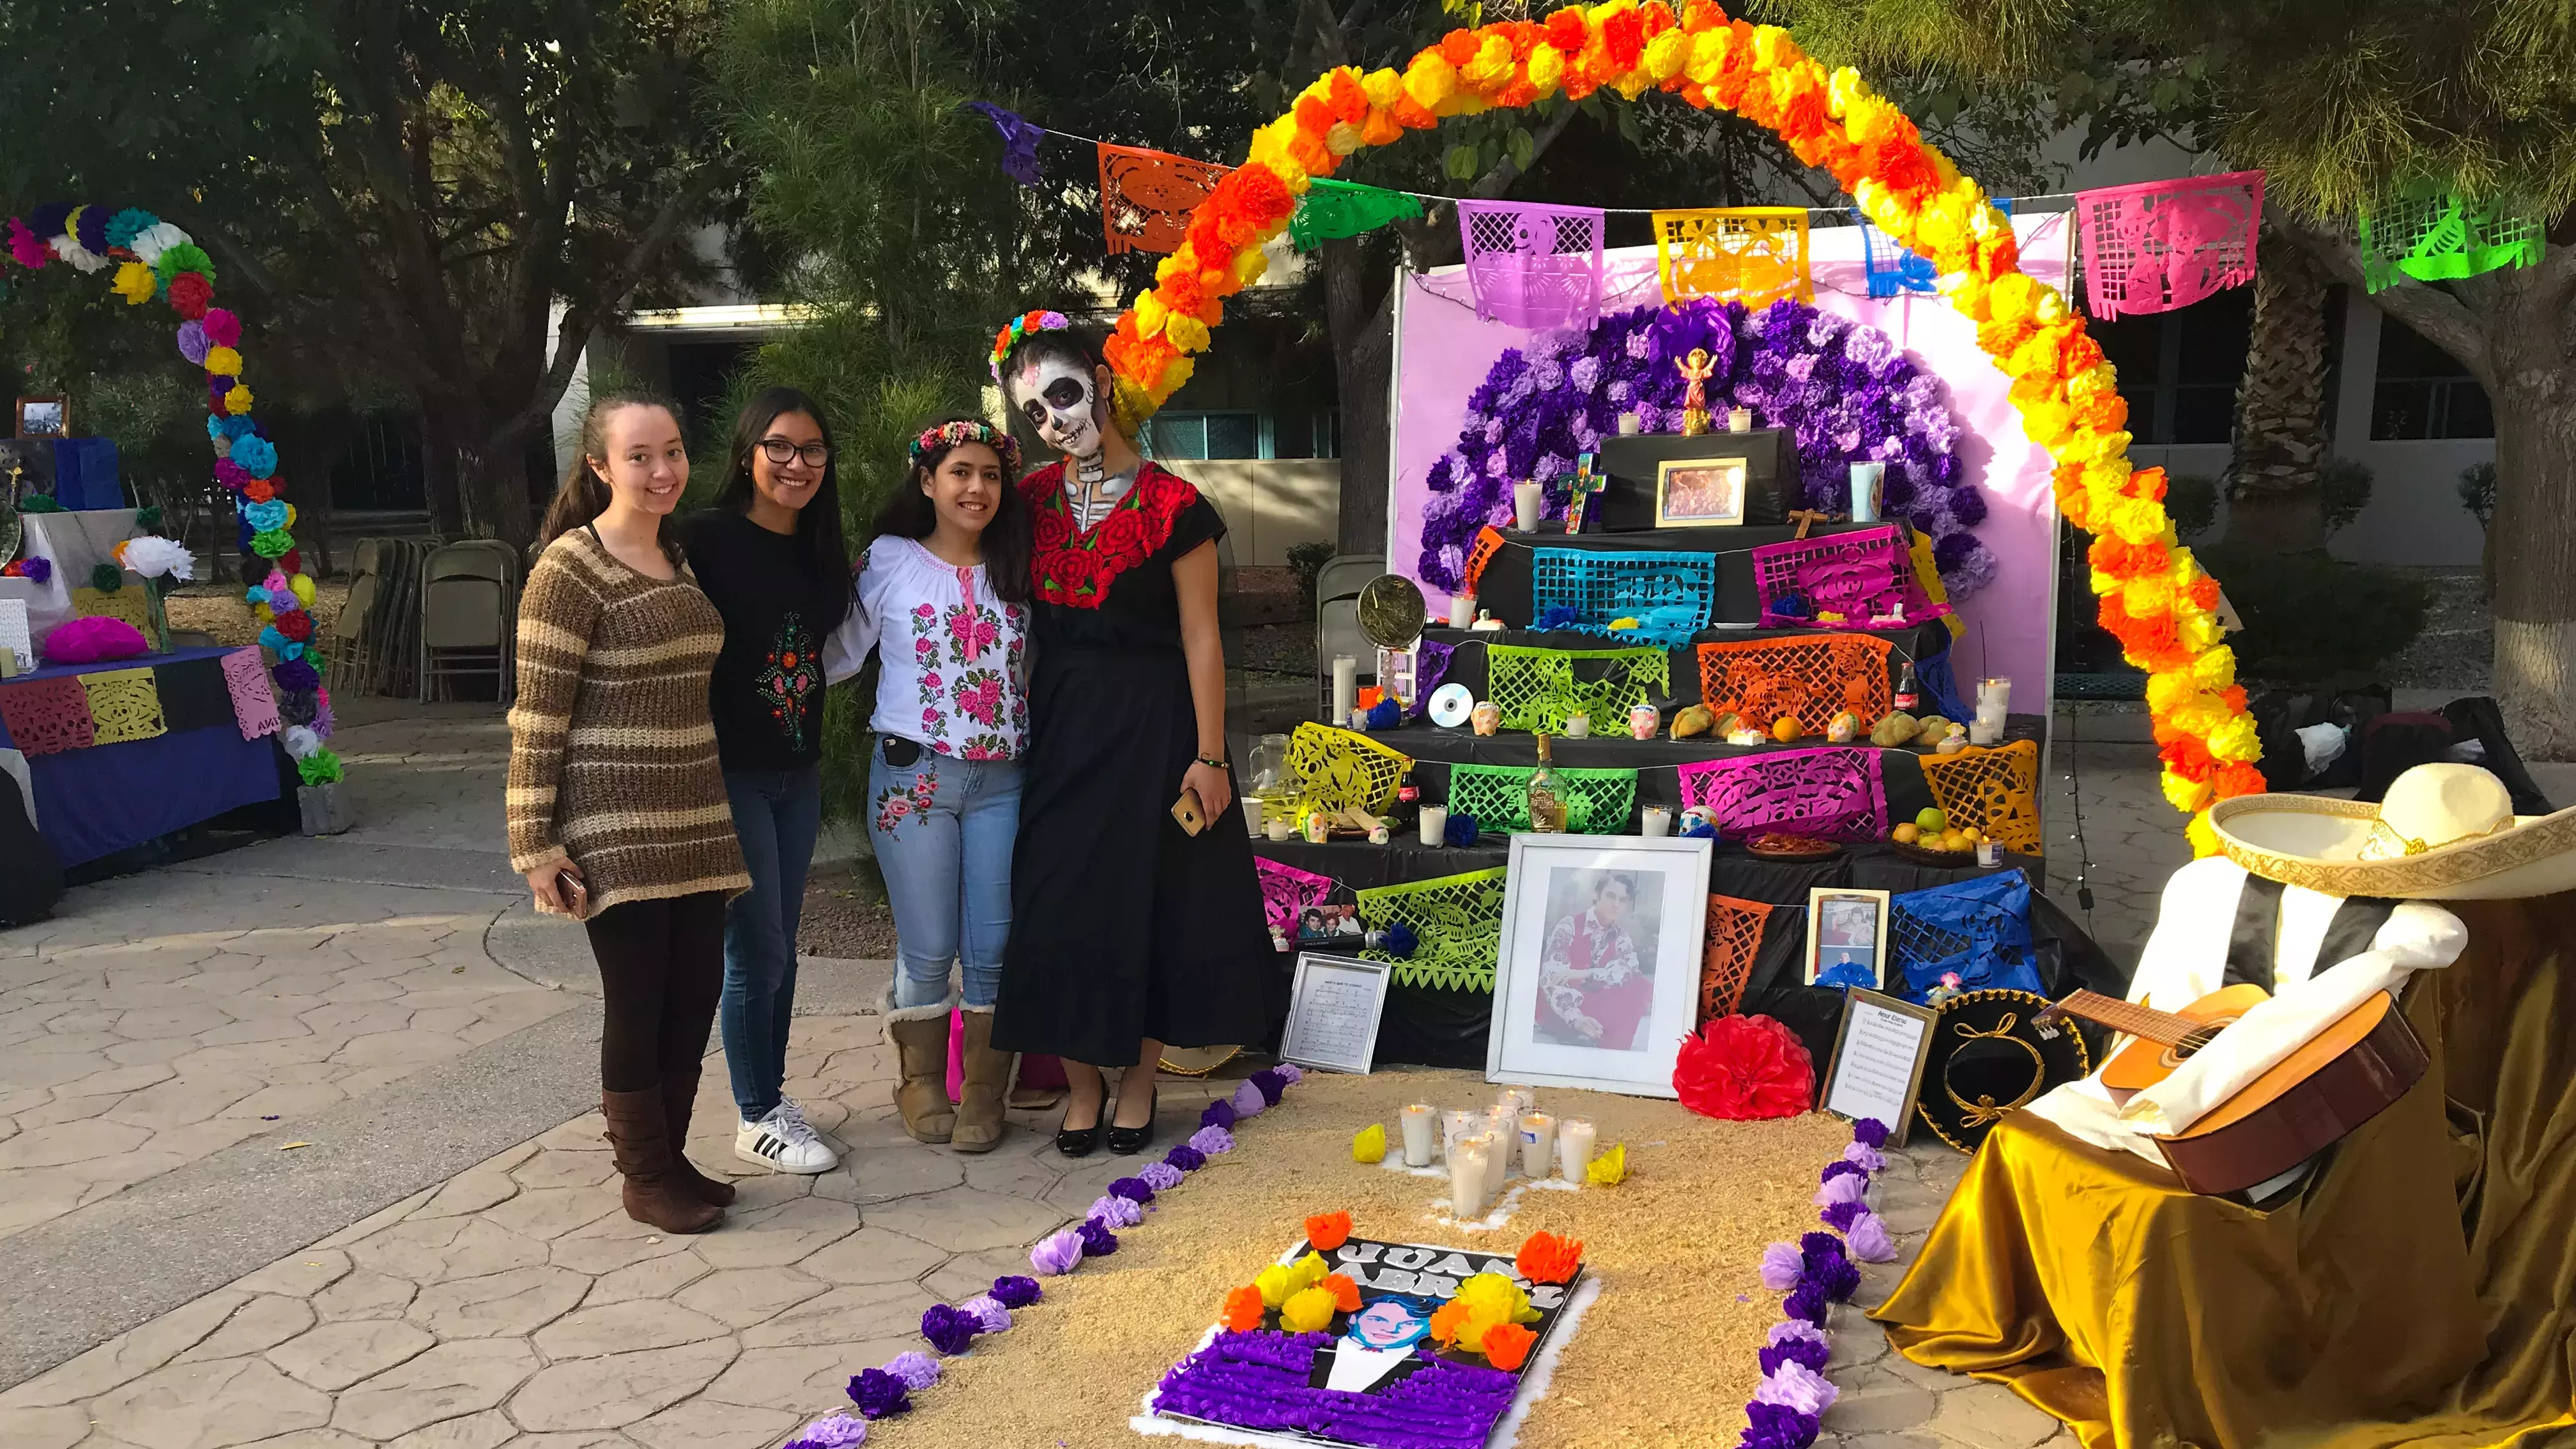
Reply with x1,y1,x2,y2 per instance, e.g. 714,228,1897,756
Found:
1673,1013,1815,1121
167,272,214,320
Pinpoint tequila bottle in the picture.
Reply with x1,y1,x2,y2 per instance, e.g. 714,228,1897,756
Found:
1526,733,1569,834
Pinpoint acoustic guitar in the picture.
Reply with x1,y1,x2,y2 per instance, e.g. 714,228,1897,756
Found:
2035,985,2428,1195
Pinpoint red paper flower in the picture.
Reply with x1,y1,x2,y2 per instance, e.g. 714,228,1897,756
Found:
274,610,314,643
1304,1211,1352,1252
167,272,214,320
1673,1014,1815,1120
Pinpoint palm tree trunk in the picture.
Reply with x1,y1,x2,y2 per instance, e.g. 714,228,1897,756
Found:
2223,231,2332,551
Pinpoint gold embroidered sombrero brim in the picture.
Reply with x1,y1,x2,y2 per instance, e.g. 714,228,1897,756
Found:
1915,989,2092,1154
2209,793,2576,900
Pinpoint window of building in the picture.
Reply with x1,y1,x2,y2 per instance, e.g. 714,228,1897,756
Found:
2370,316,2493,440
1147,410,1339,461
2087,288,2253,446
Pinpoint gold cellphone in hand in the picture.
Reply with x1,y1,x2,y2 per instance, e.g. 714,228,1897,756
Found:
1170,788,1206,836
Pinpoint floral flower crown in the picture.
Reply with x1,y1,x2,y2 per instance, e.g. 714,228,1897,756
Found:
908,418,1021,474
988,309,1070,382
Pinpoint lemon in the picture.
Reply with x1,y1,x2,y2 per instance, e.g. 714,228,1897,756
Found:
1892,823,1920,845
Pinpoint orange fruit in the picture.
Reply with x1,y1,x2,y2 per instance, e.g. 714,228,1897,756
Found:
1771,716,1802,742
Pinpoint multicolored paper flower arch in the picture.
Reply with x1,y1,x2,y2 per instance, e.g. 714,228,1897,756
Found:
4,202,337,768
1101,0,2257,847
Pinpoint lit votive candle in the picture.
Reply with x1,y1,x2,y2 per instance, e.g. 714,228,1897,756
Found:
1450,593,1478,628
1266,816,1293,842
1418,804,1448,848
1400,1103,1438,1167
1641,806,1673,838
1557,1116,1598,1183
1519,1112,1556,1179
1444,1109,1479,1163
1563,710,1590,739
1728,406,1753,433
1451,1134,1493,1217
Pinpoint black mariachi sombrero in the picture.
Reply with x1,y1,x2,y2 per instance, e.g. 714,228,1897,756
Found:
1915,989,2091,1153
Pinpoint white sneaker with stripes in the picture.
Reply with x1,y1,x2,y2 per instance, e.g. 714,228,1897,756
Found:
735,1098,839,1174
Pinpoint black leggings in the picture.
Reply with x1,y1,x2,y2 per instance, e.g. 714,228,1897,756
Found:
583,891,729,1092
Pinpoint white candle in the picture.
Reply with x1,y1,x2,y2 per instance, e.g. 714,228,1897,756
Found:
1418,804,1448,848
1969,713,2005,746
1450,593,1477,628
1519,1112,1556,1179
1558,1117,1597,1182
1444,1109,1478,1163
1452,1133,1493,1217
1245,797,1267,838
1400,1103,1438,1167
1331,655,1358,726
1641,806,1672,838
1564,710,1590,739
1618,411,1642,436
1499,1087,1536,1117
1979,677,2012,716
1267,816,1293,841
1485,1109,1518,1198
1849,462,1884,524
1728,406,1753,433
1513,480,1544,532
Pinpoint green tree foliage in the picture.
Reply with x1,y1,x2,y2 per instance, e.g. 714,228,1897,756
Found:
1,0,735,549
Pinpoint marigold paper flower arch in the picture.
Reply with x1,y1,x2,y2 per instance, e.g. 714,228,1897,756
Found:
1099,0,2255,845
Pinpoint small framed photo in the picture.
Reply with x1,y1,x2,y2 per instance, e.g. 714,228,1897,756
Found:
15,395,66,439
1489,834,1715,1097
1297,903,1363,945
1278,953,1393,1075
1820,988,1936,1147
1804,887,1891,990
1654,456,1747,528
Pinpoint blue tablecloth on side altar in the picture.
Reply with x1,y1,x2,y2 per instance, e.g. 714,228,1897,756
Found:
0,647,284,866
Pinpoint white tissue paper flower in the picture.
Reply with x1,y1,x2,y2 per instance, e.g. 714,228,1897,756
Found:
119,536,195,581
282,725,323,760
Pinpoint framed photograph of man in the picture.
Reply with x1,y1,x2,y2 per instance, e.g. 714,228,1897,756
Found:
1804,887,1892,991
1489,834,1713,1097
15,395,66,440
1653,456,1748,528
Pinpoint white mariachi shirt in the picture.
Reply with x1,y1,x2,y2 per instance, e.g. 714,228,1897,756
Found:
822,535,1029,761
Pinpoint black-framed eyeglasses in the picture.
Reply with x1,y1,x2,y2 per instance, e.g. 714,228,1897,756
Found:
759,437,831,468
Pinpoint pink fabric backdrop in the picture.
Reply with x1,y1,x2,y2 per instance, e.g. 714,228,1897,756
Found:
1384,212,2073,704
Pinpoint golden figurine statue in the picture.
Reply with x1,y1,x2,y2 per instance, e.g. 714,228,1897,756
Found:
1677,347,1717,436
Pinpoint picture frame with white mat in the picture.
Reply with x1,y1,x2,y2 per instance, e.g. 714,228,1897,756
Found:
1820,987,1936,1147
1488,834,1713,1096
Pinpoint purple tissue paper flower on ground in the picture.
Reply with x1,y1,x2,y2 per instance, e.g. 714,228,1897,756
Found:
791,1412,869,1449
1230,1078,1268,1119
1816,1174,1867,1210
1189,1124,1237,1155
1089,1194,1143,1229
1140,1160,1185,1192
1248,1068,1289,1105
1077,1218,1120,1256
1846,1211,1897,1262
960,1295,1011,1335
1165,1144,1208,1172
847,1369,911,1420
1782,1281,1830,1326
1275,1063,1305,1085
990,1275,1041,1309
1031,1230,1084,1275
881,1352,942,1391
1820,1199,1868,1233
1800,1232,1850,1276
1738,1400,1822,1449
1759,1242,1804,1292
1843,1142,1886,1174
1759,1333,1832,1376
1820,1159,1867,1186
920,1303,979,1355
1110,1176,1156,1204
1754,1360,1840,1417
1768,1319,1828,1349
1202,1099,1238,1131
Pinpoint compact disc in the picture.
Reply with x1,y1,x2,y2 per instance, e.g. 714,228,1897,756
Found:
1427,682,1475,728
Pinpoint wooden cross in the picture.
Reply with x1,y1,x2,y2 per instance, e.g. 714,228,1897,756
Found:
1786,509,1830,540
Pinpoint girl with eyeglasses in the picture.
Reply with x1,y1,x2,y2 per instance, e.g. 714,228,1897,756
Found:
677,387,852,1178
820,416,1035,1152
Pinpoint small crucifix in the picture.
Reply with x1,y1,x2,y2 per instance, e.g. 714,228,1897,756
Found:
1556,450,1604,534
1786,508,1830,540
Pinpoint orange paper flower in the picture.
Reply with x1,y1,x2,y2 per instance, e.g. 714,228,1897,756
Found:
1324,1273,1362,1313
1514,1230,1583,1285
1428,1299,1471,1347
1304,1211,1353,1252
1481,1322,1538,1372
1222,1285,1265,1333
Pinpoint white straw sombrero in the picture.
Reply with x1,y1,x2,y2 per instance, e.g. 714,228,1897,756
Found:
2209,763,2576,901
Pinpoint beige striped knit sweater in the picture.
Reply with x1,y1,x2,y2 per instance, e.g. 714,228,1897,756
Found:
507,527,749,916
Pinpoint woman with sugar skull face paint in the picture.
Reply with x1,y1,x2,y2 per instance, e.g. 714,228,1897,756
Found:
985,313,1274,1159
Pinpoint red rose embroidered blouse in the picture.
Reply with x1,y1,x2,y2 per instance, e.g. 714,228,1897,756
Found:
822,536,1029,760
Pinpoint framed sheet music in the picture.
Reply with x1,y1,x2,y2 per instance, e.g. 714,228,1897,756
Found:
1280,954,1393,1075
1821,988,1937,1147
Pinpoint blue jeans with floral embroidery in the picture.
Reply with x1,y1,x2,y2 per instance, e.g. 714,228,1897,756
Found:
868,737,1020,1009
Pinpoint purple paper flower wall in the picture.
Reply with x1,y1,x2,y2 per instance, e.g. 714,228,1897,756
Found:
1415,298,1995,602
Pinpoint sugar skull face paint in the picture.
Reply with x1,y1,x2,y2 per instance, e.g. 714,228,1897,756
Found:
1011,356,1103,476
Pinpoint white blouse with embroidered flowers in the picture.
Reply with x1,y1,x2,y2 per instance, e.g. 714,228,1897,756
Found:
822,536,1029,760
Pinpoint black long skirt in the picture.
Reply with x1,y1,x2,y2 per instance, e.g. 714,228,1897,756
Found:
992,644,1276,1067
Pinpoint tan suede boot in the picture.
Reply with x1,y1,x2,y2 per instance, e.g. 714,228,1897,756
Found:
882,986,958,1144
952,1007,1012,1153
601,1089,723,1234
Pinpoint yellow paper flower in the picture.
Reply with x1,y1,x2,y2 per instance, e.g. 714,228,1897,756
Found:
254,602,275,624
1351,1123,1388,1163
1165,315,1212,354
2188,811,2220,857
2162,769,2215,814
1133,291,1170,339
203,345,243,378
1586,1143,1628,1185
1453,1272,1538,1338
224,385,255,415
1527,45,1566,93
1643,28,1687,79
1280,1286,1337,1334
2192,645,2237,693
1361,67,1403,109
1291,1250,1331,1292
1255,1263,1294,1308
2144,671,2194,716
2207,714,2262,763
112,261,156,305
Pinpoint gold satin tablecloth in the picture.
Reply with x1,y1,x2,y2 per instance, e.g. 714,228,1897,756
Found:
1870,893,2576,1448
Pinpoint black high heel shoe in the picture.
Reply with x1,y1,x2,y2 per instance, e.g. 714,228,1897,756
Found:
1106,1085,1158,1155
1055,1101,1102,1158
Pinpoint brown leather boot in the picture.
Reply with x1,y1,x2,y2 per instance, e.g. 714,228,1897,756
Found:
658,1070,737,1207
952,1006,1012,1153
602,1088,723,1234
882,986,957,1144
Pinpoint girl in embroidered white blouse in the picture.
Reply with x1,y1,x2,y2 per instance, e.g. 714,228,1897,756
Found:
822,416,1035,1153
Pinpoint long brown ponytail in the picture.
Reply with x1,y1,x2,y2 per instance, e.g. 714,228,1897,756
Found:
537,387,687,556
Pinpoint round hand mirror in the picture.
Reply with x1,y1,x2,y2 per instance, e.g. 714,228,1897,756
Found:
1356,574,1428,650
